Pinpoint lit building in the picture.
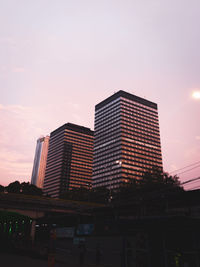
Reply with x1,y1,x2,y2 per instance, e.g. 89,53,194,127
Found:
93,90,163,189
43,123,93,198
31,136,50,188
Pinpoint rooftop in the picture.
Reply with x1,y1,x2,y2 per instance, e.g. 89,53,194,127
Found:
95,90,157,111
51,123,94,137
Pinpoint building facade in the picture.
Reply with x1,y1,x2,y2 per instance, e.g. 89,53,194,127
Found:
31,136,50,188
43,123,93,198
93,90,163,189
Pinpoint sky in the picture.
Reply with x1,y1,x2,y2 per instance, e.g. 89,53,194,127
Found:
0,0,200,189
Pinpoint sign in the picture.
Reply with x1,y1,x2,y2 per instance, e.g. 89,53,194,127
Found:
56,227,74,238
76,224,94,235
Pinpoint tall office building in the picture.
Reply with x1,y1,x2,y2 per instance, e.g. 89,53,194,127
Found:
43,123,93,198
31,136,50,188
93,90,163,189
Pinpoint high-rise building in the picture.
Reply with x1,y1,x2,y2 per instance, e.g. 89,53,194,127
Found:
31,136,50,188
43,123,93,198
93,90,163,189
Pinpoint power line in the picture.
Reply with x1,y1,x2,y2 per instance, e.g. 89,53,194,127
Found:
182,177,200,191
169,160,200,174
138,176,200,198
183,179,200,187
185,185,200,191
180,176,200,185
176,165,200,175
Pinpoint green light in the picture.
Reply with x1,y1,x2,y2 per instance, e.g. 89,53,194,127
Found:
9,226,12,234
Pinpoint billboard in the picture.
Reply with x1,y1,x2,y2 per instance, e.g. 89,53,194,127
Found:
76,224,94,235
56,227,75,238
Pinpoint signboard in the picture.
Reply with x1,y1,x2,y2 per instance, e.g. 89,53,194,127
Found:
56,227,74,238
76,224,94,235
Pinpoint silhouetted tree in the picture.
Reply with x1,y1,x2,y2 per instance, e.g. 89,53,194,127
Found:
61,186,110,203
6,181,43,196
0,185,4,192
138,168,182,192
61,187,88,201
112,169,183,203
20,182,43,196
61,169,182,204
90,186,110,203
6,181,21,193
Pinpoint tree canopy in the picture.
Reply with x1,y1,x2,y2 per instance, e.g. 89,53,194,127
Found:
5,181,43,196
112,169,183,203
60,186,110,203
0,184,4,192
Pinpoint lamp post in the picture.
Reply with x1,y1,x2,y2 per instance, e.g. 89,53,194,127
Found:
108,160,122,203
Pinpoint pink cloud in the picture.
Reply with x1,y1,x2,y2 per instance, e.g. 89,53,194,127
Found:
13,67,25,73
0,105,43,185
0,102,89,186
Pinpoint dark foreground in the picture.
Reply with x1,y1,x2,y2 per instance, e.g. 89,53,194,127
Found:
0,252,47,267
0,250,107,267
1,215,200,267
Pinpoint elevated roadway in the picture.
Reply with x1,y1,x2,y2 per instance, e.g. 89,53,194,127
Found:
0,192,103,219
0,193,104,242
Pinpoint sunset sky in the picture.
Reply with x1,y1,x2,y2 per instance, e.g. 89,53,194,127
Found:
0,0,200,189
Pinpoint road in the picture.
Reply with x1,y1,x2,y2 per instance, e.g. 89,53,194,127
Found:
0,252,67,267
0,237,119,267
0,251,108,267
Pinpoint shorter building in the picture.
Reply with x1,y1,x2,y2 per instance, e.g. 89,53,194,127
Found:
43,123,94,198
31,136,50,188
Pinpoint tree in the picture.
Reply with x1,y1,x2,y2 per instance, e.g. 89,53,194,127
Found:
112,169,183,203
61,186,110,203
138,168,182,192
61,187,90,201
89,186,110,203
0,185,4,192
5,181,43,196
20,182,43,196
6,181,21,193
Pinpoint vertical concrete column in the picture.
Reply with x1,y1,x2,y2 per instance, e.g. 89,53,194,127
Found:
30,220,36,244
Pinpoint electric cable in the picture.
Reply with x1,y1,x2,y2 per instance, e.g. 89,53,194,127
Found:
169,160,200,174
183,179,200,188
185,185,200,191
180,176,200,185
176,165,200,175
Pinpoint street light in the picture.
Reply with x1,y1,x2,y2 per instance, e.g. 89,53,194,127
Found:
108,160,122,203
115,160,122,166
